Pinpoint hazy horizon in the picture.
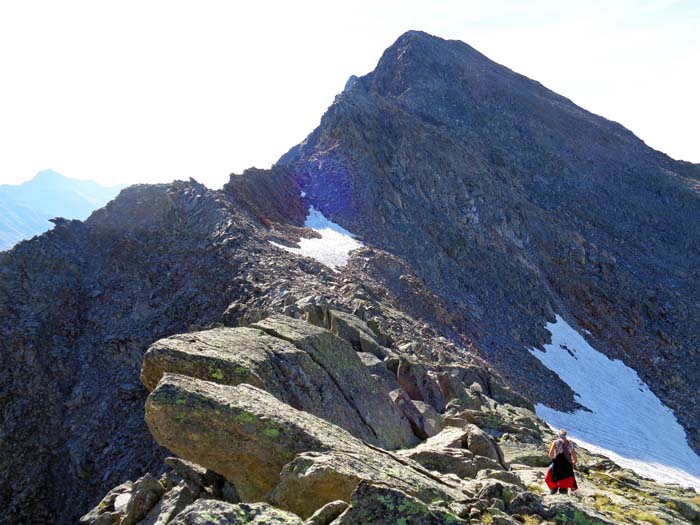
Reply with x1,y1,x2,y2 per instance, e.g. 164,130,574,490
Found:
1,1,698,189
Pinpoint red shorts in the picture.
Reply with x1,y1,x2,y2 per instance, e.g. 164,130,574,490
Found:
545,465,577,490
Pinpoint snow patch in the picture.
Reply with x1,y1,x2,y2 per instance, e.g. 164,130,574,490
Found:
269,206,363,271
529,315,700,488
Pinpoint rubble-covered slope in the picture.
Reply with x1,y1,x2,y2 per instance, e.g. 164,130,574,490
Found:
278,30,700,454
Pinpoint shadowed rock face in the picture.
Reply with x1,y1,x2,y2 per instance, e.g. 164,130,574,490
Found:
1,29,699,524
278,30,700,450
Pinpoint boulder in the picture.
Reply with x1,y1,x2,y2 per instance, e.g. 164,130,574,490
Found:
547,501,617,525
329,481,467,524
146,375,462,515
465,425,506,468
304,500,349,525
487,380,534,411
80,481,133,524
389,389,431,440
418,427,468,449
138,480,199,525
121,473,165,525
142,317,415,449
436,365,489,406
170,500,303,524
397,447,479,479
356,352,401,394
252,315,416,448
506,490,547,518
397,426,505,478
326,309,385,358
163,457,222,490
476,470,525,489
269,448,463,519
396,358,446,412
413,400,444,437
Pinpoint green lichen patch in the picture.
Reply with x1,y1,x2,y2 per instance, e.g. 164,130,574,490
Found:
209,366,225,381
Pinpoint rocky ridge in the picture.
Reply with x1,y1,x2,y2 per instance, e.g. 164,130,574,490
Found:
82,313,700,525
1,30,699,524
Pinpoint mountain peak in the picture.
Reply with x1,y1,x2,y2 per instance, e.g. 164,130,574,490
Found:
33,168,65,181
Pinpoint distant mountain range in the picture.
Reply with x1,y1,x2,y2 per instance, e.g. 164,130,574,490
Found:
0,170,125,250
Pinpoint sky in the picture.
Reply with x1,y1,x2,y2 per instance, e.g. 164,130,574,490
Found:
0,0,698,189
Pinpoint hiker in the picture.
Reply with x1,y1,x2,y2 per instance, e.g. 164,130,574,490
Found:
545,428,578,494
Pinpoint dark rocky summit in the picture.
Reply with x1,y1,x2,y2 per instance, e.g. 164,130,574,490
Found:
1,30,699,524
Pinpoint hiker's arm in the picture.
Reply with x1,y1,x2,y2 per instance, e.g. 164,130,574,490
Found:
572,448,578,465
548,442,556,460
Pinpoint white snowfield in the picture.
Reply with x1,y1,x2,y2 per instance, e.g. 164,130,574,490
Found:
269,206,363,271
530,315,700,489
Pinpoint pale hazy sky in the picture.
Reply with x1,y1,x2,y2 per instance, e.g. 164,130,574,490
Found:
1,0,698,189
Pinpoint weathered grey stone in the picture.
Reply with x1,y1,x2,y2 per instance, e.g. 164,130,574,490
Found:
170,500,303,524
252,315,416,448
546,501,617,525
397,447,479,479
499,442,551,467
138,480,199,525
356,352,401,394
327,309,382,354
488,380,535,411
506,491,547,518
146,374,462,514
304,500,349,525
122,473,165,525
476,469,525,489
413,400,444,437
465,424,506,468
329,481,467,524
163,457,222,490
80,481,133,524
396,357,446,412
142,317,416,449
270,448,463,519
389,389,431,440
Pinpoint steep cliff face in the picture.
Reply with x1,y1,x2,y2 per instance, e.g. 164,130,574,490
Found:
278,30,700,450
1,30,699,524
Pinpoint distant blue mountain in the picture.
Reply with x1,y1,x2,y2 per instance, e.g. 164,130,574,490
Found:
0,170,125,251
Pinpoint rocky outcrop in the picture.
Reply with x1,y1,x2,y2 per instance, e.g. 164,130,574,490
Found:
84,329,700,525
141,318,415,448
170,500,303,525
145,374,462,516
329,481,466,524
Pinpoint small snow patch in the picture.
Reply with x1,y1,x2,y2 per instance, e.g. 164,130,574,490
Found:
270,206,363,271
529,315,700,488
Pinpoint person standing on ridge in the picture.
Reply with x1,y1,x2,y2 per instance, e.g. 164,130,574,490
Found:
545,428,578,494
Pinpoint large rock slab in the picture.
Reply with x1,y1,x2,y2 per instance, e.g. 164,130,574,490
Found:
252,315,416,448
142,317,415,449
270,447,464,519
329,481,467,525
170,500,303,525
397,426,504,478
146,374,462,515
